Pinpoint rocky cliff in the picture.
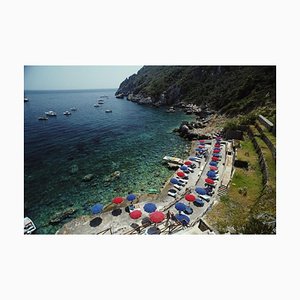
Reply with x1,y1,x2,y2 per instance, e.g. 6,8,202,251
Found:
115,66,276,117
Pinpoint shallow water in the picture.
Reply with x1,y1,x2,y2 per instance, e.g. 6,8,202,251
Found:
24,89,194,233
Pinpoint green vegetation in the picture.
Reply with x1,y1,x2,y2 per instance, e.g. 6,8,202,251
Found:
116,66,276,117
255,121,276,146
205,137,264,233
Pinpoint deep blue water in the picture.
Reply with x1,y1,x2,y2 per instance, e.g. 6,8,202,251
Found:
24,89,194,233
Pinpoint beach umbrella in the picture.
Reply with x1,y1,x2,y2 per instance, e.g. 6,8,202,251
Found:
91,203,104,214
213,153,221,157
213,149,221,153
175,214,190,226
199,140,205,144
198,144,205,148
185,194,196,205
149,211,165,225
210,166,218,171
175,202,187,213
180,165,188,171
189,157,197,161
170,178,179,184
195,148,202,152
216,137,222,141
112,197,124,204
215,143,221,147
184,161,192,166
212,156,219,161
195,187,206,195
205,178,215,185
143,203,157,213
177,171,185,178
209,161,218,166
129,210,142,220
127,194,136,202
207,170,217,178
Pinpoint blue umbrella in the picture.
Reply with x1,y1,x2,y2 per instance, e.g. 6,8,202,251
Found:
195,148,202,152
207,170,216,178
127,194,136,202
195,187,207,195
175,202,187,212
175,214,190,225
91,203,104,214
209,161,218,166
189,157,197,161
213,153,221,157
170,178,179,184
143,203,157,213
214,147,221,150
180,165,188,171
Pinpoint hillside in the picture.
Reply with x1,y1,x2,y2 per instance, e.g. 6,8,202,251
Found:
115,66,276,117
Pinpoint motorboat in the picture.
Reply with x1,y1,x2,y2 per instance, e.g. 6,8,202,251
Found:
97,99,104,104
166,106,175,113
94,104,100,107
63,111,71,115
38,116,48,120
45,110,57,116
24,97,29,102
24,217,36,234
105,109,112,113
70,107,77,111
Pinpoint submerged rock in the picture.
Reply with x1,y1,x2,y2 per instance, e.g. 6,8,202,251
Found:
49,208,77,225
82,174,94,182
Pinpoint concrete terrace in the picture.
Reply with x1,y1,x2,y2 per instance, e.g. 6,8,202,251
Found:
57,138,234,235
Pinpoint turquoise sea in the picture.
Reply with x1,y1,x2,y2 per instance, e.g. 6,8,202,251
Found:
24,89,195,233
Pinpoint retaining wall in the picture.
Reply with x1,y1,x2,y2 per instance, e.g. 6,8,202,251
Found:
247,126,270,186
255,123,276,160
258,115,274,132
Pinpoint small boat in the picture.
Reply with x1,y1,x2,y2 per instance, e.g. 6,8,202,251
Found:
166,107,175,113
24,97,29,102
94,104,100,107
38,116,48,120
70,107,77,111
45,110,57,116
24,217,36,234
97,100,104,104
63,111,71,115
105,109,112,113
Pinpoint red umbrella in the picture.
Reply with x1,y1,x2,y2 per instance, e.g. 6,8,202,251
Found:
185,194,196,202
184,161,192,166
213,149,220,153
177,171,185,177
205,178,215,184
198,145,205,148
149,211,165,224
210,166,218,171
212,156,219,161
129,210,142,220
112,197,124,204
199,140,205,143
215,143,221,147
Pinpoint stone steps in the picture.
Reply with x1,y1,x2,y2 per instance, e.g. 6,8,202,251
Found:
217,184,228,197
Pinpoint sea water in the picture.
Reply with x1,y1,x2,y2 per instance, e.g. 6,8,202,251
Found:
24,89,194,233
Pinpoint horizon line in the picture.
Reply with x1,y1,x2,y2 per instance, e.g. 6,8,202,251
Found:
24,87,118,92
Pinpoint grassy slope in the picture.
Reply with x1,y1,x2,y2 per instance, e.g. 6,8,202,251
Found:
205,137,263,233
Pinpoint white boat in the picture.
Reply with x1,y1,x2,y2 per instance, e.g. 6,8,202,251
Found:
45,110,57,116
105,109,112,113
24,217,36,234
70,107,77,111
97,100,104,104
94,104,100,107
63,111,71,115
38,116,48,120
24,97,29,102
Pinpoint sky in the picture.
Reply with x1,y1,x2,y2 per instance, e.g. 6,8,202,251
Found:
24,66,143,90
